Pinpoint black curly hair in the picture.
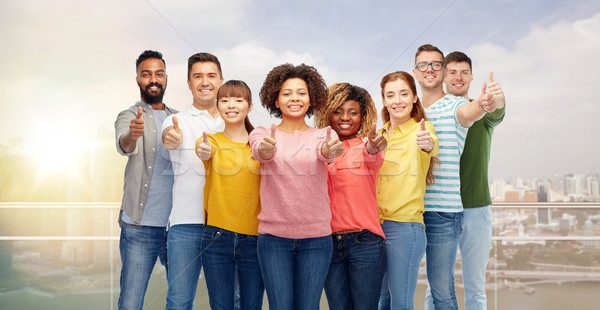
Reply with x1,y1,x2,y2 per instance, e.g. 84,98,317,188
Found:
136,50,165,70
259,63,327,118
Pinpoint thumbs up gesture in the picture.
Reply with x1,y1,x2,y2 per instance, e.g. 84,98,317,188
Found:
416,119,434,152
477,81,497,113
129,106,144,140
365,123,387,155
163,116,183,150
196,132,211,160
321,126,344,159
487,71,506,109
258,123,278,160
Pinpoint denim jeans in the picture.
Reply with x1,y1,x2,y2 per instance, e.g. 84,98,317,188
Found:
324,230,386,310
423,211,463,310
202,225,264,310
118,222,167,310
165,224,203,310
378,221,426,310
459,206,492,310
257,234,332,310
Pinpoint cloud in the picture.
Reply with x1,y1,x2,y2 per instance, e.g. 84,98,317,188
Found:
466,12,600,177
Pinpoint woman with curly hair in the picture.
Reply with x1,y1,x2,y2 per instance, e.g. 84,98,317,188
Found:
377,71,439,310
315,82,388,310
248,63,343,309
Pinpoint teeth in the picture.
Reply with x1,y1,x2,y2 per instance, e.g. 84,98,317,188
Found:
339,124,352,129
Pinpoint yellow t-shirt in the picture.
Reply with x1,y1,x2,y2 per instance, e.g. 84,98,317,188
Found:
377,119,439,224
197,132,261,235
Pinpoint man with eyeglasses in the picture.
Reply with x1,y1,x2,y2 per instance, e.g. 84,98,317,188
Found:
412,44,497,310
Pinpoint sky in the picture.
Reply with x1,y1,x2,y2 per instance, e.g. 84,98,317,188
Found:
1,0,599,179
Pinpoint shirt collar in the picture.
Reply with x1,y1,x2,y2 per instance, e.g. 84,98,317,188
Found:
382,118,418,135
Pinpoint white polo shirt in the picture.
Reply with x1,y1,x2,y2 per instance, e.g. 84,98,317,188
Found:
161,105,225,227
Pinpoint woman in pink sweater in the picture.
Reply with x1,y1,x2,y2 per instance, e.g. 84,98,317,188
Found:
249,63,343,310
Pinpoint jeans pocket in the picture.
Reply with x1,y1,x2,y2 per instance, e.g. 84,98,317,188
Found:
353,230,383,245
202,226,221,242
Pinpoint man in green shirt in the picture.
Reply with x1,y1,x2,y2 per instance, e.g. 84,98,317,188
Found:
445,51,506,310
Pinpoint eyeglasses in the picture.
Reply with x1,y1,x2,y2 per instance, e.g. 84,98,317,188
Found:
414,61,444,72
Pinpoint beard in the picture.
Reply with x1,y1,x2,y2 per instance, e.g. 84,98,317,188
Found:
139,82,167,104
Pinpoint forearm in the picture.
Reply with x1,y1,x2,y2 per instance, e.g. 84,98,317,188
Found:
457,100,486,128
119,133,137,154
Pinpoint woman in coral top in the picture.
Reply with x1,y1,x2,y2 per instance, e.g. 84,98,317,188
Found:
248,63,343,309
196,80,263,309
314,82,388,310
377,71,439,310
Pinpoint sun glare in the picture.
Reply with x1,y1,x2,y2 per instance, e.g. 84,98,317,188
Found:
27,124,86,177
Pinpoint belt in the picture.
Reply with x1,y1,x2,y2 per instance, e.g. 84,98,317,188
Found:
332,229,363,235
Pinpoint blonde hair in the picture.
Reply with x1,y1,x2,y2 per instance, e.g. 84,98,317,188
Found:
315,83,377,138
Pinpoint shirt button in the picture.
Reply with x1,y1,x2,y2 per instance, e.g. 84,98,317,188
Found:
150,115,153,118
140,203,144,206
148,166,152,169
153,130,156,133
144,184,148,187
152,148,156,151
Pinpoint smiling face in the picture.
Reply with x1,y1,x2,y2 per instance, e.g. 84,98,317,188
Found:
413,50,445,91
445,61,473,98
136,58,167,104
383,79,417,126
330,100,362,141
276,78,311,120
188,61,223,108
217,96,251,126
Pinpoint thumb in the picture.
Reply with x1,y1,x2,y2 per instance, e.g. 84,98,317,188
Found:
489,71,494,83
203,131,208,144
173,116,180,131
270,123,276,139
481,82,487,96
136,106,142,119
368,123,377,139
420,118,426,131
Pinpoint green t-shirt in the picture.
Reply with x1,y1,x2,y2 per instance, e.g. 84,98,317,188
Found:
460,107,505,208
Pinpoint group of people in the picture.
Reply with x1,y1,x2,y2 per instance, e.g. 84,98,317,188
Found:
114,43,506,310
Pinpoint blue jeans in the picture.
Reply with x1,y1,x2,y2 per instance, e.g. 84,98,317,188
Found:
118,222,167,310
324,230,386,310
257,234,332,310
459,206,491,310
202,225,264,310
165,224,203,310
379,221,426,310
423,211,463,310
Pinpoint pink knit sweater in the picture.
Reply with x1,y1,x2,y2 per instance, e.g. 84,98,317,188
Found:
249,126,335,239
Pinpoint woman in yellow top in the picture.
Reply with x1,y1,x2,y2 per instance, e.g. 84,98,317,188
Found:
377,71,439,310
196,80,263,309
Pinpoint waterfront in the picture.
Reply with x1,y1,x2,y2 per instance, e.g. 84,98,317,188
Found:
1,280,599,309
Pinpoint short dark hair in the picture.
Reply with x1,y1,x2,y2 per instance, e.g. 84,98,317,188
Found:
187,52,222,80
136,50,165,70
415,44,444,62
259,63,327,119
445,51,472,71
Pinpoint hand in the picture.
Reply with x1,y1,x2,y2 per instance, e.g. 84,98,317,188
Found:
477,82,497,113
163,116,183,150
487,71,506,109
365,123,387,155
416,119,434,152
129,106,144,140
196,132,211,160
258,123,277,160
321,126,344,159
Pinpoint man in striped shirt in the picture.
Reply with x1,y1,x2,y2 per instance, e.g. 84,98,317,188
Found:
413,44,496,310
